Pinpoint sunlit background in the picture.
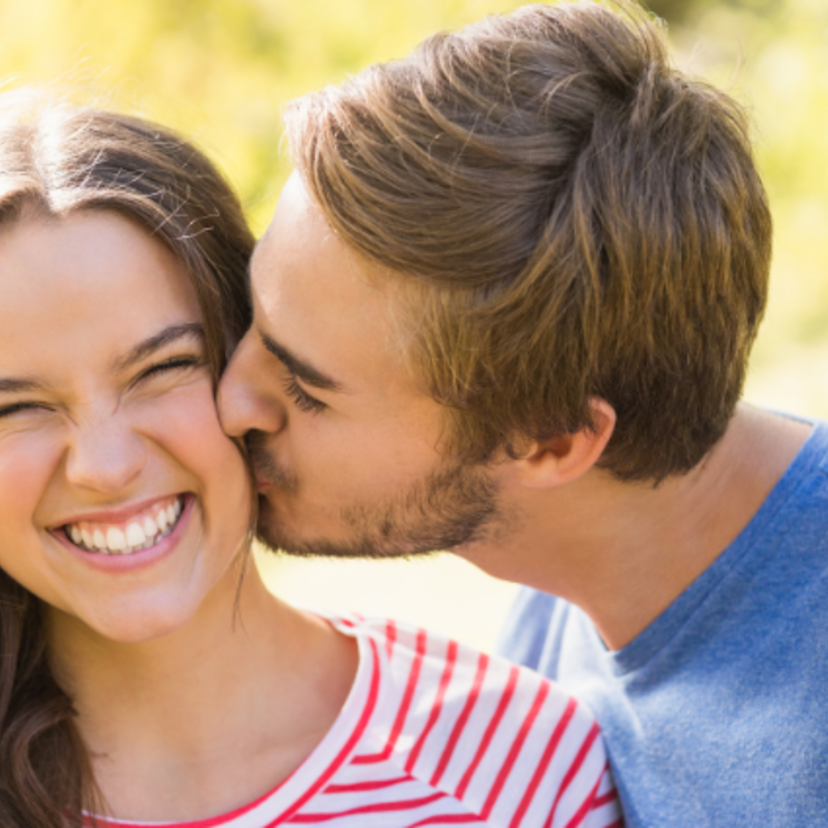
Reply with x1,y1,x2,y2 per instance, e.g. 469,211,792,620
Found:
3,0,826,652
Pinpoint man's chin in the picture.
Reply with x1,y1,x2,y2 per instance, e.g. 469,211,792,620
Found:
254,513,299,556
253,499,413,559
253,511,360,558
253,460,501,560
254,524,432,560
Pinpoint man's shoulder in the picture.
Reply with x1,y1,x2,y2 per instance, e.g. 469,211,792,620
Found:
497,589,590,680
766,414,828,492
732,413,828,568
501,414,828,664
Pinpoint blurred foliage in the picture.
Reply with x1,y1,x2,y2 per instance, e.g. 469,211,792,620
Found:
0,0,826,413
662,0,828,416
644,0,781,25
0,0,533,231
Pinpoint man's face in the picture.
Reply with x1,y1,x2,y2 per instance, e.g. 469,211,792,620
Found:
218,173,502,558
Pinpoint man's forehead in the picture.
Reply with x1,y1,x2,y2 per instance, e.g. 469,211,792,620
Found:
251,190,398,313
262,172,336,251
249,173,428,392
250,186,347,299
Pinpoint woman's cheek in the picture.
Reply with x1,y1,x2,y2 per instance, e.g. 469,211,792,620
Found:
0,430,64,513
138,382,251,495
0,433,64,598
137,380,225,448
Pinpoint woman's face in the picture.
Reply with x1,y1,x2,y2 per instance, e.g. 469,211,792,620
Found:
0,209,251,643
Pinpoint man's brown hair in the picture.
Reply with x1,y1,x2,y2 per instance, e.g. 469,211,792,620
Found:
284,0,771,481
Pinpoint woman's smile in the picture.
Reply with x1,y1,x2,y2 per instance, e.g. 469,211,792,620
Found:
0,209,251,642
48,493,195,573
60,493,184,553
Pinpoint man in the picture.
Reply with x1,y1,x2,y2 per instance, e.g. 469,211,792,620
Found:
217,2,828,825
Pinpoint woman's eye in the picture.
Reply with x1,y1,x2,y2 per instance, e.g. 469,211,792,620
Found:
0,401,49,419
137,356,204,383
282,374,327,414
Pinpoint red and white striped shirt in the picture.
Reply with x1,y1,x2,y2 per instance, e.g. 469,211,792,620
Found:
92,615,622,827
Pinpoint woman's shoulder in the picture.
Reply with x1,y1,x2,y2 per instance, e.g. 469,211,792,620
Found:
330,611,594,715
325,613,620,826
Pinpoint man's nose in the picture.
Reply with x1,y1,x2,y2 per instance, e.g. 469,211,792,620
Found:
217,331,287,439
65,414,148,494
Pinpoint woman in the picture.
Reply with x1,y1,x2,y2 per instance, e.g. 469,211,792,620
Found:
0,91,619,827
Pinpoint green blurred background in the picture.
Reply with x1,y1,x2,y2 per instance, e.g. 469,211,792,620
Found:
3,0,826,651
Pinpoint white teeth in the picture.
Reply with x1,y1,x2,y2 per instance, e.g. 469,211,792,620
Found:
106,527,126,552
65,497,183,555
126,522,146,547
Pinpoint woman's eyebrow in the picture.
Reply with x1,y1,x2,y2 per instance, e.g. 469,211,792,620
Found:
114,323,206,371
0,378,47,394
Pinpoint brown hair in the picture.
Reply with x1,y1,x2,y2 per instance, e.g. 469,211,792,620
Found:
284,0,771,481
0,91,254,827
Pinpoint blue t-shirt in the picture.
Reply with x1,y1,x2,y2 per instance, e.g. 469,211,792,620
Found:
499,419,828,828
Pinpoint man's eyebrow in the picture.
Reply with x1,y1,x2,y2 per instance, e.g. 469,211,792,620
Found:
259,331,342,392
114,323,206,371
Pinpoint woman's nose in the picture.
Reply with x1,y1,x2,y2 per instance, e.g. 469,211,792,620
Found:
65,415,148,493
217,332,288,439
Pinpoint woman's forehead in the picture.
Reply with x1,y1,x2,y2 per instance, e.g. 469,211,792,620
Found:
0,210,200,377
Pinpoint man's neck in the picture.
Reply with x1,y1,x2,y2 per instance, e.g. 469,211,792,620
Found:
466,404,811,650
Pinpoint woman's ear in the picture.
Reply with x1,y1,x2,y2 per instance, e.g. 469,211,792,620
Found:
510,398,616,489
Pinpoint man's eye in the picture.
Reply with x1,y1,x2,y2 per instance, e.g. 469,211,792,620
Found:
282,374,327,414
